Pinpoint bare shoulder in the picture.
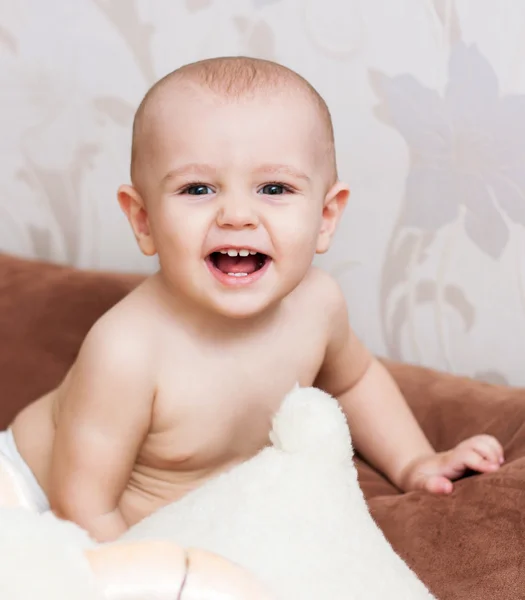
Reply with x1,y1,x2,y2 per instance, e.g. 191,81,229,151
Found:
289,266,350,353
306,268,373,395
68,278,160,383
49,278,163,435
296,266,348,321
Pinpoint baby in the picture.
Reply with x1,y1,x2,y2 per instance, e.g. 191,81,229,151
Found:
2,56,504,543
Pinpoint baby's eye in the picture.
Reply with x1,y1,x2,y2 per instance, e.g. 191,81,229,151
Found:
184,184,213,195
259,183,289,195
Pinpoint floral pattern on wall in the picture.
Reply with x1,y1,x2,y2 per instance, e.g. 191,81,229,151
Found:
1,0,525,385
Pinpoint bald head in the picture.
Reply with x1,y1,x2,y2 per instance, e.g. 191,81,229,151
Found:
130,56,337,190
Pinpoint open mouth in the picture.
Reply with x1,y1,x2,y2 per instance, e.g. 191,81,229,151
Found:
206,248,271,282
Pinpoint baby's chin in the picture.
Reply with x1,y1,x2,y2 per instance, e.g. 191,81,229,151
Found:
203,271,310,322
204,293,282,322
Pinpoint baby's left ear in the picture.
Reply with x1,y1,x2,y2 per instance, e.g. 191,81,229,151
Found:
316,181,350,254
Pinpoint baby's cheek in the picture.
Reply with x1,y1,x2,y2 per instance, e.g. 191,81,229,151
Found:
154,209,202,254
276,214,320,256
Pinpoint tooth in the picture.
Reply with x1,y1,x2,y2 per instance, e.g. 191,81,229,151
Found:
220,250,228,254
239,249,249,257
249,251,256,255
228,272,248,277
227,249,238,257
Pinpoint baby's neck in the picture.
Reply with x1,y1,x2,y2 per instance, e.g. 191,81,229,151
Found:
151,271,283,341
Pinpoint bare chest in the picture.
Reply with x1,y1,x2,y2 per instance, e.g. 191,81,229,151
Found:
141,325,325,471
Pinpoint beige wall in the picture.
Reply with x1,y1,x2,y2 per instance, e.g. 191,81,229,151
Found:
1,0,525,385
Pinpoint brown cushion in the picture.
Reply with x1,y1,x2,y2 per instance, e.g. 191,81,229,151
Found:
358,361,525,599
1,252,523,599
0,253,142,428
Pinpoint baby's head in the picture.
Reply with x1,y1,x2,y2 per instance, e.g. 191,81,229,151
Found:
118,56,349,319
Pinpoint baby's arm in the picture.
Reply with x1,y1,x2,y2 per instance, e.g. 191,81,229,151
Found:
315,278,503,493
315,287,434,489
48,319,155,542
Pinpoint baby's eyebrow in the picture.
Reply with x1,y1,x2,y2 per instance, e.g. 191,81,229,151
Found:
254,164,311,183
161,163,311,185
162,163,217,185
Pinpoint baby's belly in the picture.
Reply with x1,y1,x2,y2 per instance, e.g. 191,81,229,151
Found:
120,412,273,526
119,459,241,527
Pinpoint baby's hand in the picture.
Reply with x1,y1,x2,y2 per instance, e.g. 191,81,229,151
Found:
402,435,505,494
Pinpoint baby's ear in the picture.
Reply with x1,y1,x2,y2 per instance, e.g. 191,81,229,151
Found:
117,185,157,256
316,181,350,254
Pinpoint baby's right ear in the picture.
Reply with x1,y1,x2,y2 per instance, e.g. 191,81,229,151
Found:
117,185,157,256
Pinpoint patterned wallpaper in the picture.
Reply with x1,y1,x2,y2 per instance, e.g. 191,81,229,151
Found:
1,0,525,385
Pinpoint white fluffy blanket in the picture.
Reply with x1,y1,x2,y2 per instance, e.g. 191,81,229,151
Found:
121,386,436,600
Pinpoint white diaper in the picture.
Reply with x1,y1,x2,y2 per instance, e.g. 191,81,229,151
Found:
0,429,50,512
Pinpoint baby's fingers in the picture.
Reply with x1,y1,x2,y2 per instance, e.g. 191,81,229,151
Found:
460,435,504,466
457,447,501,474
424,475,453,495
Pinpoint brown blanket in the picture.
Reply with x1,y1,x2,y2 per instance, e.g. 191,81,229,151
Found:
360,361,525,599
1,253,523,599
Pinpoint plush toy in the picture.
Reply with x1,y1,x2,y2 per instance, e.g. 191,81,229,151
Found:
0,461,272,599
0,504,273,599
0,386,436,599
121,385,436,599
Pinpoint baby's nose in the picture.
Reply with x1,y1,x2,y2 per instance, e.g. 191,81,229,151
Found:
216,195,259,229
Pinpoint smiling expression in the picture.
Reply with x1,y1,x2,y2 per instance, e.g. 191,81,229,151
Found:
119,84,348,320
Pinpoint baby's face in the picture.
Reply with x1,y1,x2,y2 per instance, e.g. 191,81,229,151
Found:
136,86,342,319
